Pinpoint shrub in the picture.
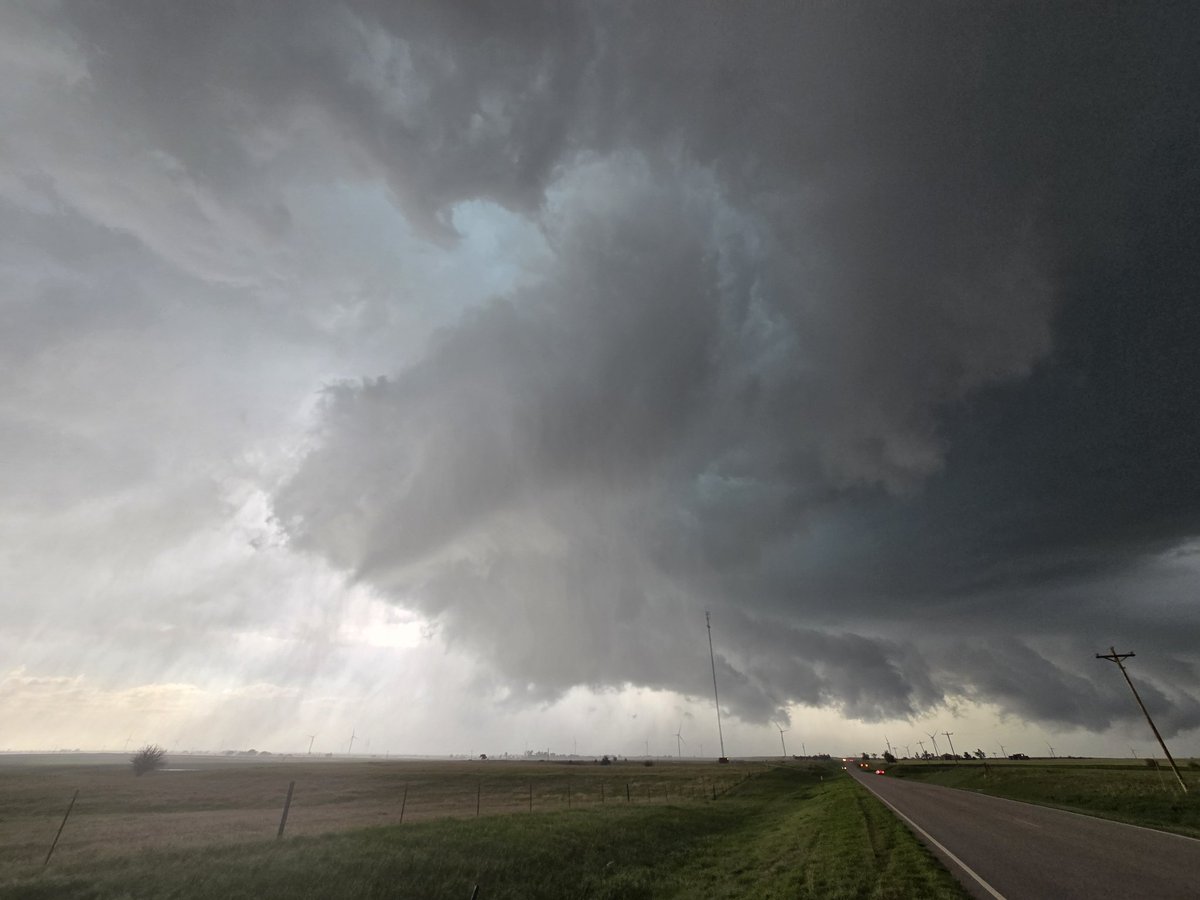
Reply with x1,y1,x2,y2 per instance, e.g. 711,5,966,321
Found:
131,744,167,776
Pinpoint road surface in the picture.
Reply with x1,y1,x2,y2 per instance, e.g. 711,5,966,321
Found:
849,767,1200,899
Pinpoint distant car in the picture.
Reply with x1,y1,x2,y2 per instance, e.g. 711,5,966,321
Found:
874,769,886,775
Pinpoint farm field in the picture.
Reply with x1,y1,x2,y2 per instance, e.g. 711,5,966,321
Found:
887,758,1200,837
0,756,967,899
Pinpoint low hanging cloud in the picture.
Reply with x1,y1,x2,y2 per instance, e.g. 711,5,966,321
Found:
7,2,1200,738
274,5,1200,731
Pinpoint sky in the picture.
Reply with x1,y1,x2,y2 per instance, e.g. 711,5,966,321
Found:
3,2,1200,761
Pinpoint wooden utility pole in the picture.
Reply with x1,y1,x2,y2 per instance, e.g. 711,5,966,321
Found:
942,731,957,763
1096,647,1188,794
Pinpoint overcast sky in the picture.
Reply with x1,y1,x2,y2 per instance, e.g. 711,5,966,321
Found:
3,2,1200,760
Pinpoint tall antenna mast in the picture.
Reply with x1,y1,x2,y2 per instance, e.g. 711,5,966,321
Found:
706,611,727,760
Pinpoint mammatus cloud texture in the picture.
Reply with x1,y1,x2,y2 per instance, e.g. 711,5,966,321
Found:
5,2,1200,747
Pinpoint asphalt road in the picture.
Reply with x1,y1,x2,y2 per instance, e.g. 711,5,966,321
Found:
849,767,1200,900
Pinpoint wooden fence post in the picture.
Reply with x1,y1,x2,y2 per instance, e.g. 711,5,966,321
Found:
400,783,408,823
44,789,78,867
476,781,481,817
277,781,296,839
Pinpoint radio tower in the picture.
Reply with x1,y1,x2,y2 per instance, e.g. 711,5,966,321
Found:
706,611,727,761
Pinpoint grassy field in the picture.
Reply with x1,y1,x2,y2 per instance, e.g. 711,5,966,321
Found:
0,757,968,899
887,758,1200,837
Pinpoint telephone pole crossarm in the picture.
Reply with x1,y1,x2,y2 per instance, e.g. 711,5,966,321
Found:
1096,646,1188,794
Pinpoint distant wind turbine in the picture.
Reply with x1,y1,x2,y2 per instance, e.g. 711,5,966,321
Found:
927,732,941,756
774,722,788,758
348,728,356,754
307,734,317,755
675,724,685,759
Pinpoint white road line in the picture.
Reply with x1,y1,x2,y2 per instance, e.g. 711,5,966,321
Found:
857,779,1007,900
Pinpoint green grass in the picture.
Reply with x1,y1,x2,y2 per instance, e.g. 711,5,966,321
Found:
889,760,1200,837
2,765,968,899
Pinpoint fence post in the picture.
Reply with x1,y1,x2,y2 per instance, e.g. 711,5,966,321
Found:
44,789,79,867
626,783,630,803
528,782,533,812
277,781,296,839
476,781,481,817
400,783,408,823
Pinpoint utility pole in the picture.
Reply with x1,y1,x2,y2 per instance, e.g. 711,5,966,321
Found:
942,731,957,762
706,611,727,760
1096,647,1187,793
884,736,893,757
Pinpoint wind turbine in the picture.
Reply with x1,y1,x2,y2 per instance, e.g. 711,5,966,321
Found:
348,728,356,754
1046,741,1056,759
927,732,941,757
774,722,789,758
306,734,317,755
675,723,685,759
999,743,1007,759
917,739,927,758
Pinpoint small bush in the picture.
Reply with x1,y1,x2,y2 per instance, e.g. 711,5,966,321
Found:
131,744,167,776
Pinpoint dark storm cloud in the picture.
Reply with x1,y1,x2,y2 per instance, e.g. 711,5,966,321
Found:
40,3,1200,732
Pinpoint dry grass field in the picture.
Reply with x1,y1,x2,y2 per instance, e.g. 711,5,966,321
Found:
0,757,969,899
0,754,744,877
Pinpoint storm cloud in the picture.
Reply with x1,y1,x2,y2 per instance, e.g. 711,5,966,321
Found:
5,2,1200,748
